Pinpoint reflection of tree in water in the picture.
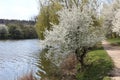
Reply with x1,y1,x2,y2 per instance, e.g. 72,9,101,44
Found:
36,48,62,80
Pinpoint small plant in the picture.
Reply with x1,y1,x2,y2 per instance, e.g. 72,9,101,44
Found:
103,76,111,80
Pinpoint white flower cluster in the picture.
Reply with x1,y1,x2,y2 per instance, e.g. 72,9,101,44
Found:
112,9,120,35
111,0,120,35
41,6,104,65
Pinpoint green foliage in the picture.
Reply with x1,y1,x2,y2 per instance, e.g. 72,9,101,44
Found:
76,47,113,80
8,25,24,39
0,23,37,39
22,26,37,39
35,2,62,40
6,23,37,39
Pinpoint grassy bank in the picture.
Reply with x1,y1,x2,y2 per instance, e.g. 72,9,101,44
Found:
107,38,120,46
76,46,113,80
18,45,113,80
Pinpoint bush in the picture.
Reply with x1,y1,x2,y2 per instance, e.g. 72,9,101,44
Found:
8,25,24,39
0,24,9,39
22,26,37,39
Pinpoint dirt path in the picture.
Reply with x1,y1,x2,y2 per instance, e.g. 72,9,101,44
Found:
102,41,120,80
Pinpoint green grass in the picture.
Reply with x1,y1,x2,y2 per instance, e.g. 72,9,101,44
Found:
107,38,120,46
76,46,113,80
103,76,111,80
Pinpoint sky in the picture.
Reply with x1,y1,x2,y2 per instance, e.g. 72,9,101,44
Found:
0,0,110,20
0,0,39,20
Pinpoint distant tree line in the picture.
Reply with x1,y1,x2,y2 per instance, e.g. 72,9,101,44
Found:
0,19,35,26
0,19,38,39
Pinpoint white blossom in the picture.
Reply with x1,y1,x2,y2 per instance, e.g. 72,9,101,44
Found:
112,9,120,35
102,0,120,35
102,3,114,35
41,6,104,65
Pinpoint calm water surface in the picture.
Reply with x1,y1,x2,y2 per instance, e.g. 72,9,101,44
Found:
0,39,41,80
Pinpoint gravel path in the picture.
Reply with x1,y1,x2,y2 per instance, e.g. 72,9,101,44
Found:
102,41,120,80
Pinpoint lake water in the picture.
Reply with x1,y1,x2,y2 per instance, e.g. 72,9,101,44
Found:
0,39,41,80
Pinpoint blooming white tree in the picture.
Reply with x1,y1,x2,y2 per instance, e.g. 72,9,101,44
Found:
112,9,120,35
102,3,114,35
102,0,120,37
111,0,120,35
41,5,104,67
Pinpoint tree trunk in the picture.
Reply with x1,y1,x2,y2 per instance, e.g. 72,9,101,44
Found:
75,47,88,71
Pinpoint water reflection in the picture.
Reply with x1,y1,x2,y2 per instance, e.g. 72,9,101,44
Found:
0,39,41,80
0,39,73,80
